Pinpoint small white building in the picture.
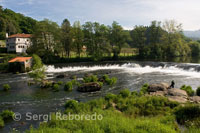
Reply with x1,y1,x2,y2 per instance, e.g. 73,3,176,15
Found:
6,34,32,53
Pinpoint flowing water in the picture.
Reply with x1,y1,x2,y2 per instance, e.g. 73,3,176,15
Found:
1,61,200,132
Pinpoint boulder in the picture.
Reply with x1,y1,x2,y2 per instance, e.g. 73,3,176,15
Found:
189,96,200,104
167,96,188,103
167,88,188,98
148,82,170,92
77,82,102,92
149,91,167,97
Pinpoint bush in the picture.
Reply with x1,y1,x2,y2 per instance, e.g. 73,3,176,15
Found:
104,76,117,86
174,104,200,127
140,83,149,94
57,81,63,85
0,110,14,121
64,100,79,112
83,75,98,83
119,89,130,98
105,93,117,102
0,117,4,128
180,85,194,96
196,87,200,96
52,84,60,92
64,82,73,91
3,84,11,91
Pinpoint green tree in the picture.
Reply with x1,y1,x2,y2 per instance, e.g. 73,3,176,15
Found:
61,19,72,58
71,21,84,58
109,21,128,59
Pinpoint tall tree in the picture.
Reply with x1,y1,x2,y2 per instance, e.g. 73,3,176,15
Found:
71,21,84,58
61,19,72,58
109,21,127,59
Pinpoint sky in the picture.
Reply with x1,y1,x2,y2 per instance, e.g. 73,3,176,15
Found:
0,0,200,31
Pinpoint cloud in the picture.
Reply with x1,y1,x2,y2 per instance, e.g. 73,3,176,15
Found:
1,0,200,30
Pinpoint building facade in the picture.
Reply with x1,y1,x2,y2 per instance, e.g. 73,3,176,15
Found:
6,34,32,53
8,57,33,73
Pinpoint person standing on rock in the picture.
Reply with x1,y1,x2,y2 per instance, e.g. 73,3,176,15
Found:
170,80,175,88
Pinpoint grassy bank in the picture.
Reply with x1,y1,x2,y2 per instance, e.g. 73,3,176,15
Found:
27,88,200,133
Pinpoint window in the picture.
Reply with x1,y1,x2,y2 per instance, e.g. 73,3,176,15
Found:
27,39,29,42
23,46,25,48
18,46,20,48
18,39,20,41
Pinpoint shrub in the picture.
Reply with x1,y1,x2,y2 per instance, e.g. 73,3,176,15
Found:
119,89,130,98
180,85,194,96
174,104,200,127
196,87,200,96
57,81,63,85
83,75,98,83
3,84,11,91
0,117,4,128
64,100,79,112
104,77,117,86
140,83,149,94
105,93,117,102
52,84,60,92
0,110,14,121
64,82,73,91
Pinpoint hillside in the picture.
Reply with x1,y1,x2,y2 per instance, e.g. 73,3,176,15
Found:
0,6,37,40
183,30,200,40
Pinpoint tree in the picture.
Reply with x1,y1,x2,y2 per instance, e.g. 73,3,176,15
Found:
109,21,128,59
28,19,61,62
28,54,45,82
130,26,147,57
61,19,72,58
71,21,84,58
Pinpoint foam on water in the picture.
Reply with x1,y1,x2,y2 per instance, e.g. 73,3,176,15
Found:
46,63,200,79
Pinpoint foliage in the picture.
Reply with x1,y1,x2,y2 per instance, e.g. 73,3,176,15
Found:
57,81,63,85
0,7,37,39
0,110,14,121
3,84,10,91
83,75,98,83
64,82,73,91
28,91,181,133
0,117,4,128
119,89,131,98
28,54,46,82
180,85,195,96
131,20,191,59
102,74,117,86
196,87,200,96
140,83,149,94
174,104,200,127
52,84,60,92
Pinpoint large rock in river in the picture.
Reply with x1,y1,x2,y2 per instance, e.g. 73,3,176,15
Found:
77,82,102,92
148,82,170,92
167,88,188,98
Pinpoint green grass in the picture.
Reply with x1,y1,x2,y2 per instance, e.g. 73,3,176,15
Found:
27,89,182,133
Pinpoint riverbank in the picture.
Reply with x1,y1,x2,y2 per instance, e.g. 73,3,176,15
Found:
27,87,200,133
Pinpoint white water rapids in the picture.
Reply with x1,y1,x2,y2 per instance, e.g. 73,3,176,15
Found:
46,63,200,79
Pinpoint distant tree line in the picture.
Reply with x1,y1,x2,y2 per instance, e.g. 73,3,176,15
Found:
1,6,200,62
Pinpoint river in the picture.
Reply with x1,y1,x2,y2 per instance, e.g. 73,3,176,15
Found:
0,61,200,132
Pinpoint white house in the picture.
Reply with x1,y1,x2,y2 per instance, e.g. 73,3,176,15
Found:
6,34,32,53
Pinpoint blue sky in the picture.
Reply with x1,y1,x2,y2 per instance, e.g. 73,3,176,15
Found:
0,0,200,30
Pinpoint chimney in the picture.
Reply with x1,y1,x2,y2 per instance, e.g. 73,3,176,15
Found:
6,33,8,38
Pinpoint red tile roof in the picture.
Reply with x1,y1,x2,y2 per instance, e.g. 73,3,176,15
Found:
9,57,32,63
8,34,32,38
